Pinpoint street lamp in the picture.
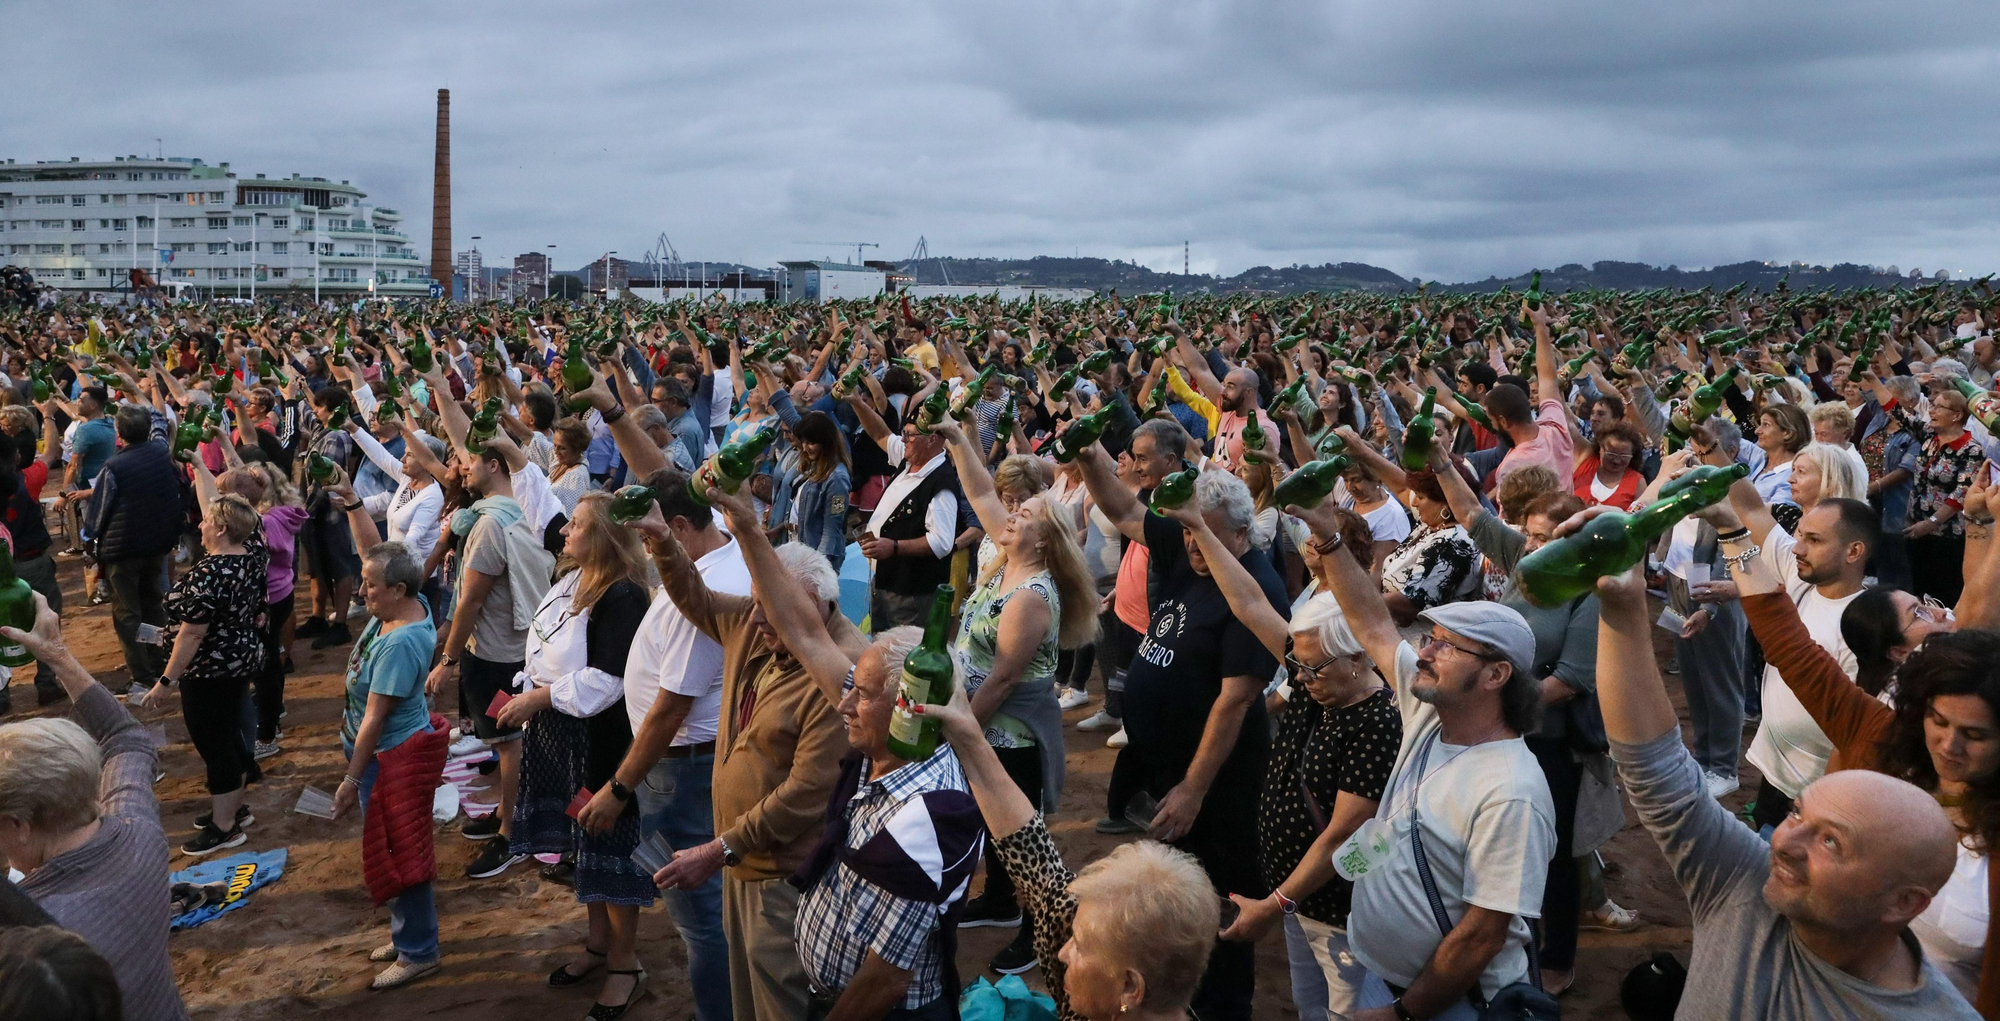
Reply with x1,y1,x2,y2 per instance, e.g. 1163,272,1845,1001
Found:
603,250,617,301
546,244,557,299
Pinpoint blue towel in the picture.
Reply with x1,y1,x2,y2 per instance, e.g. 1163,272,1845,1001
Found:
168,848,288,931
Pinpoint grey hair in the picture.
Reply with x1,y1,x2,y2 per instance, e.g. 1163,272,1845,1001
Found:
1887,375,1922,406
1931,358,1969,384
870,625,924,686
1500,669,1546,737
364,540,425,598
0,717,101,832
631,404,670,433
1195,469,1254,536
773,542,840,606
419,433,449,462
1707,417,1743,455
1132,416,1191,460
1288,593,1363,658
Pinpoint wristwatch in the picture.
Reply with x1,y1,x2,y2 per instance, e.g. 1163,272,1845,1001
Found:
719,837,741,869
1392,996,1417,1021
608,779,633,802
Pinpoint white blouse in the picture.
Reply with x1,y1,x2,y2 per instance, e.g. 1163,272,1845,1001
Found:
517,572,625,719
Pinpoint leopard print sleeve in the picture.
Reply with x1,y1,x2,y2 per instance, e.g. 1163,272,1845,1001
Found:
994,813,1082,1021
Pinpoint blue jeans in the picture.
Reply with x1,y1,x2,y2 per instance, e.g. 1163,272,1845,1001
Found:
357,755,440,965
638,754,730,1021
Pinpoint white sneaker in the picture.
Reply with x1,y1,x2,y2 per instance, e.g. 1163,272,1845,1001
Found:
1106,727,1129,749
1703,771,1740,799
1077,710,1121,732
449,735,487,758
1057,686,1090,711
1581,900,1641,932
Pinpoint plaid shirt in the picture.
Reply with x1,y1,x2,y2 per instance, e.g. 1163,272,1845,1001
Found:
794,744,974,1008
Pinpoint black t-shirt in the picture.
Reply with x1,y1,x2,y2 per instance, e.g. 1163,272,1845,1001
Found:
1258,685,1401,925
1123,510,1286,786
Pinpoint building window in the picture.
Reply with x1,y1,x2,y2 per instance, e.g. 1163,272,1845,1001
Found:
99,244,111,254
6,245,24,255
34,244,62,254
172,242,194,253
99,220,110,229
113,219,127,231
207,218,227,230
71,244,88,255
233,242,251,253
324,267,357,281
71,269,85,280
170,217,195,228
37,220,64,229
233,216,250,227
270,268,287,278
271,217,288,228
35,195,64,205
71,220,85,231
135,216,153,229
209,192,227,204
96,268,109,278
113,194,127,205
70,195,85,206
319,242,333,255
299,216,314,230
270,242,288,255
208,242,228,255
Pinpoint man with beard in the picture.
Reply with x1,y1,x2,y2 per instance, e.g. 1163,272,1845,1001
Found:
1296,500,1555,1021
1170,326,1277,471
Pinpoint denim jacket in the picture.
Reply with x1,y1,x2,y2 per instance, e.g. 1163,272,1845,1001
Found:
793,463,852,569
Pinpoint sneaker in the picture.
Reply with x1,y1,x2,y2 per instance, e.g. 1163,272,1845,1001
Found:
1076,710,1121,732
370,958,440,990
295,616,330,638
310,622,353,650
182,822,247,857
449,735,487,758
1105,727,1129,749
462,815,503,841
1056,686,1090,711
1581,901,1641,932
1703,771,1741,800
56,547,85,560
1094,815,1145,835
253,740,281,761
539,859,576,887
466,842,527,879
958,897,1022,929
990,930,1038,975
195,805,256,830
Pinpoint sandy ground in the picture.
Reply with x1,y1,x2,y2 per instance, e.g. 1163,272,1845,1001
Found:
7,555,1756,1020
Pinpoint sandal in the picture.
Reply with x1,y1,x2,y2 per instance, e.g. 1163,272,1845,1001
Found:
548,948,607,987
585,967,648,1020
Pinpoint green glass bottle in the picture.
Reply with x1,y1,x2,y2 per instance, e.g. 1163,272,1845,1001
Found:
324,402,349,431
1400,387,1438,471
608,485,657,525
911,386,951,433
885,584,958,762
1656,370,1691,400
688,427,776,506
0,539,35,668
1656,463,1750,503
1520,270,1543,329
1689,368,1738,423
1951,378,2000,434
466,396,502,450
1561,351,1595,378
1314,427,1349,459
1240,413,1272,464
952,366,1000,421
1272,376,1309,415
1046,365,1081,403
212,363,234,396
1149,468,1197,513
1024,340,1053,367
1516,464,1747,607
1272,456,1351,510
995,393,1017,440
831,361,868,401
171,408,205,464
1050,406,1116,463
407,331,435,374
1447,388,1493,431
334,322,351,356
1079,350,1115,376
307,450,337,484
29,366,48,402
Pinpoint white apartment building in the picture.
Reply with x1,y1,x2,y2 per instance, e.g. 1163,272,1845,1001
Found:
0,155,432,299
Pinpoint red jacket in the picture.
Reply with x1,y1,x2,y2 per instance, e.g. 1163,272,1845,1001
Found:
363,714,448,905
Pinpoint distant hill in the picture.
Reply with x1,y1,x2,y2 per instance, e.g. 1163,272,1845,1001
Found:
891,255,1943,295
898,256,1411,294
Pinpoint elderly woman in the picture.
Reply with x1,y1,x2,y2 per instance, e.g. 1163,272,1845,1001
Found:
143,493,268,857
914,683,1220,1021
1572,419,1645,509
1379,468,1481,632
547,418,595,517
1749,402,1812,507
1902,388,1984,606
0,592,191,1020
1789,442,1868,512
1858,375,1923,590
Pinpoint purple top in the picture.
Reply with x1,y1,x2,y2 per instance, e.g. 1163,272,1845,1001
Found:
261,504,309,602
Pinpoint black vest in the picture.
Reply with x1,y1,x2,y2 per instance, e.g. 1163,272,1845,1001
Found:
94,440,185,563
874,459,959,597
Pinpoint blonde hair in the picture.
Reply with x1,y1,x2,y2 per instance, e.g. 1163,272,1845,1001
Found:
1796,443,1867,504
256,461,302,509
978,496,1101,651
1809,401,1855,440
1067,840,1217,1012
1496,465,1562,524
208,493,261,543
561,492,655,611
992,455,1051,504
0,718,101,832
0,406,35,439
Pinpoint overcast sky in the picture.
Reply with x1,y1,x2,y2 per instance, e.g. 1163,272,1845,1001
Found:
8,1,2000,282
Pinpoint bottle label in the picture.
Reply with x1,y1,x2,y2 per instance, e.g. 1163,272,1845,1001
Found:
887,665,928,743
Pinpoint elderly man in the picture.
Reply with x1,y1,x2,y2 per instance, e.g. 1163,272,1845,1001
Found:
859,417,961,630
1587,511,1976,1019
85,405,184,693
628,466,864,1016
1295,499,1556,1021
1075,445,1285,1021
692,477,982,1021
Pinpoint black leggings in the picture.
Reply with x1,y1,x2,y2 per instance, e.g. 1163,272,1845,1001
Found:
1525,736,1582,971
254,592,293,743
183,674,260,796
979,745,1044,916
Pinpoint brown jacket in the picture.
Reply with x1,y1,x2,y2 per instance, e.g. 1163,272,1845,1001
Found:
658,541,864,881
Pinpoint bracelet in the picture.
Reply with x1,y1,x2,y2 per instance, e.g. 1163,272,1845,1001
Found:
1392,996,1418,1021
599,405,625,426
1721,543,1762,571
1272,889,1299,915
339,774,360,789
343,500,363,512
1310,532,1345,556
1715,527,1750,544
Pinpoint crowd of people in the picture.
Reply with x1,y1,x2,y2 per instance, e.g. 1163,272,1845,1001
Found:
0,278,1996,1021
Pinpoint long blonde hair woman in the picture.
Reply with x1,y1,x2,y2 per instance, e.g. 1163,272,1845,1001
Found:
492,491,658,1016
1791,441,1868,511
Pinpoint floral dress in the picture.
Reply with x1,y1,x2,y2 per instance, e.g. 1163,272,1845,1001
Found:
1380,523,1481,614
953,571,1060,751
165,551,268,685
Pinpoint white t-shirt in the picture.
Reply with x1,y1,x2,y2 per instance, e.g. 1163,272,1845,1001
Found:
1358,498,1413,546
622,536,752,745
1348,642,1556,1001
1744,526,1860,799
1911,839,1989,1003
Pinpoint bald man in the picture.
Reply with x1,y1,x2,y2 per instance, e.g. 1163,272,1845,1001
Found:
1585,526,1975,1020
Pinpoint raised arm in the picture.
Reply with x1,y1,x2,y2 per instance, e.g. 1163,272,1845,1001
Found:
699,484,858,708
577,362,668,480
1582,509,1679,744
1289,497,1401,677
1074,442,1145,542
1160,502,1287,657
931,418,1009,536
1170,324,1225,404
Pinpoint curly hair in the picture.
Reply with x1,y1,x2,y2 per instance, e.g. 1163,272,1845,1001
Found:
1877,629,2000,853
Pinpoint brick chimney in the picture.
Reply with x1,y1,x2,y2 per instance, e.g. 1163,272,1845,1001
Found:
431,88,451,289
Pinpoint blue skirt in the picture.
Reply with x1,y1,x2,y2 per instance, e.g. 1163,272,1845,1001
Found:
509,709,656,906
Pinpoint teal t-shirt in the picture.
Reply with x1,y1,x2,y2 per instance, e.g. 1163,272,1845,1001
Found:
71,417,116,484
340,609,439,754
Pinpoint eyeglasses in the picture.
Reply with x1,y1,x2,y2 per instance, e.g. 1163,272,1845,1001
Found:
1284,651,1342,682
1419,634,1501,662
1913,596,1953,624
